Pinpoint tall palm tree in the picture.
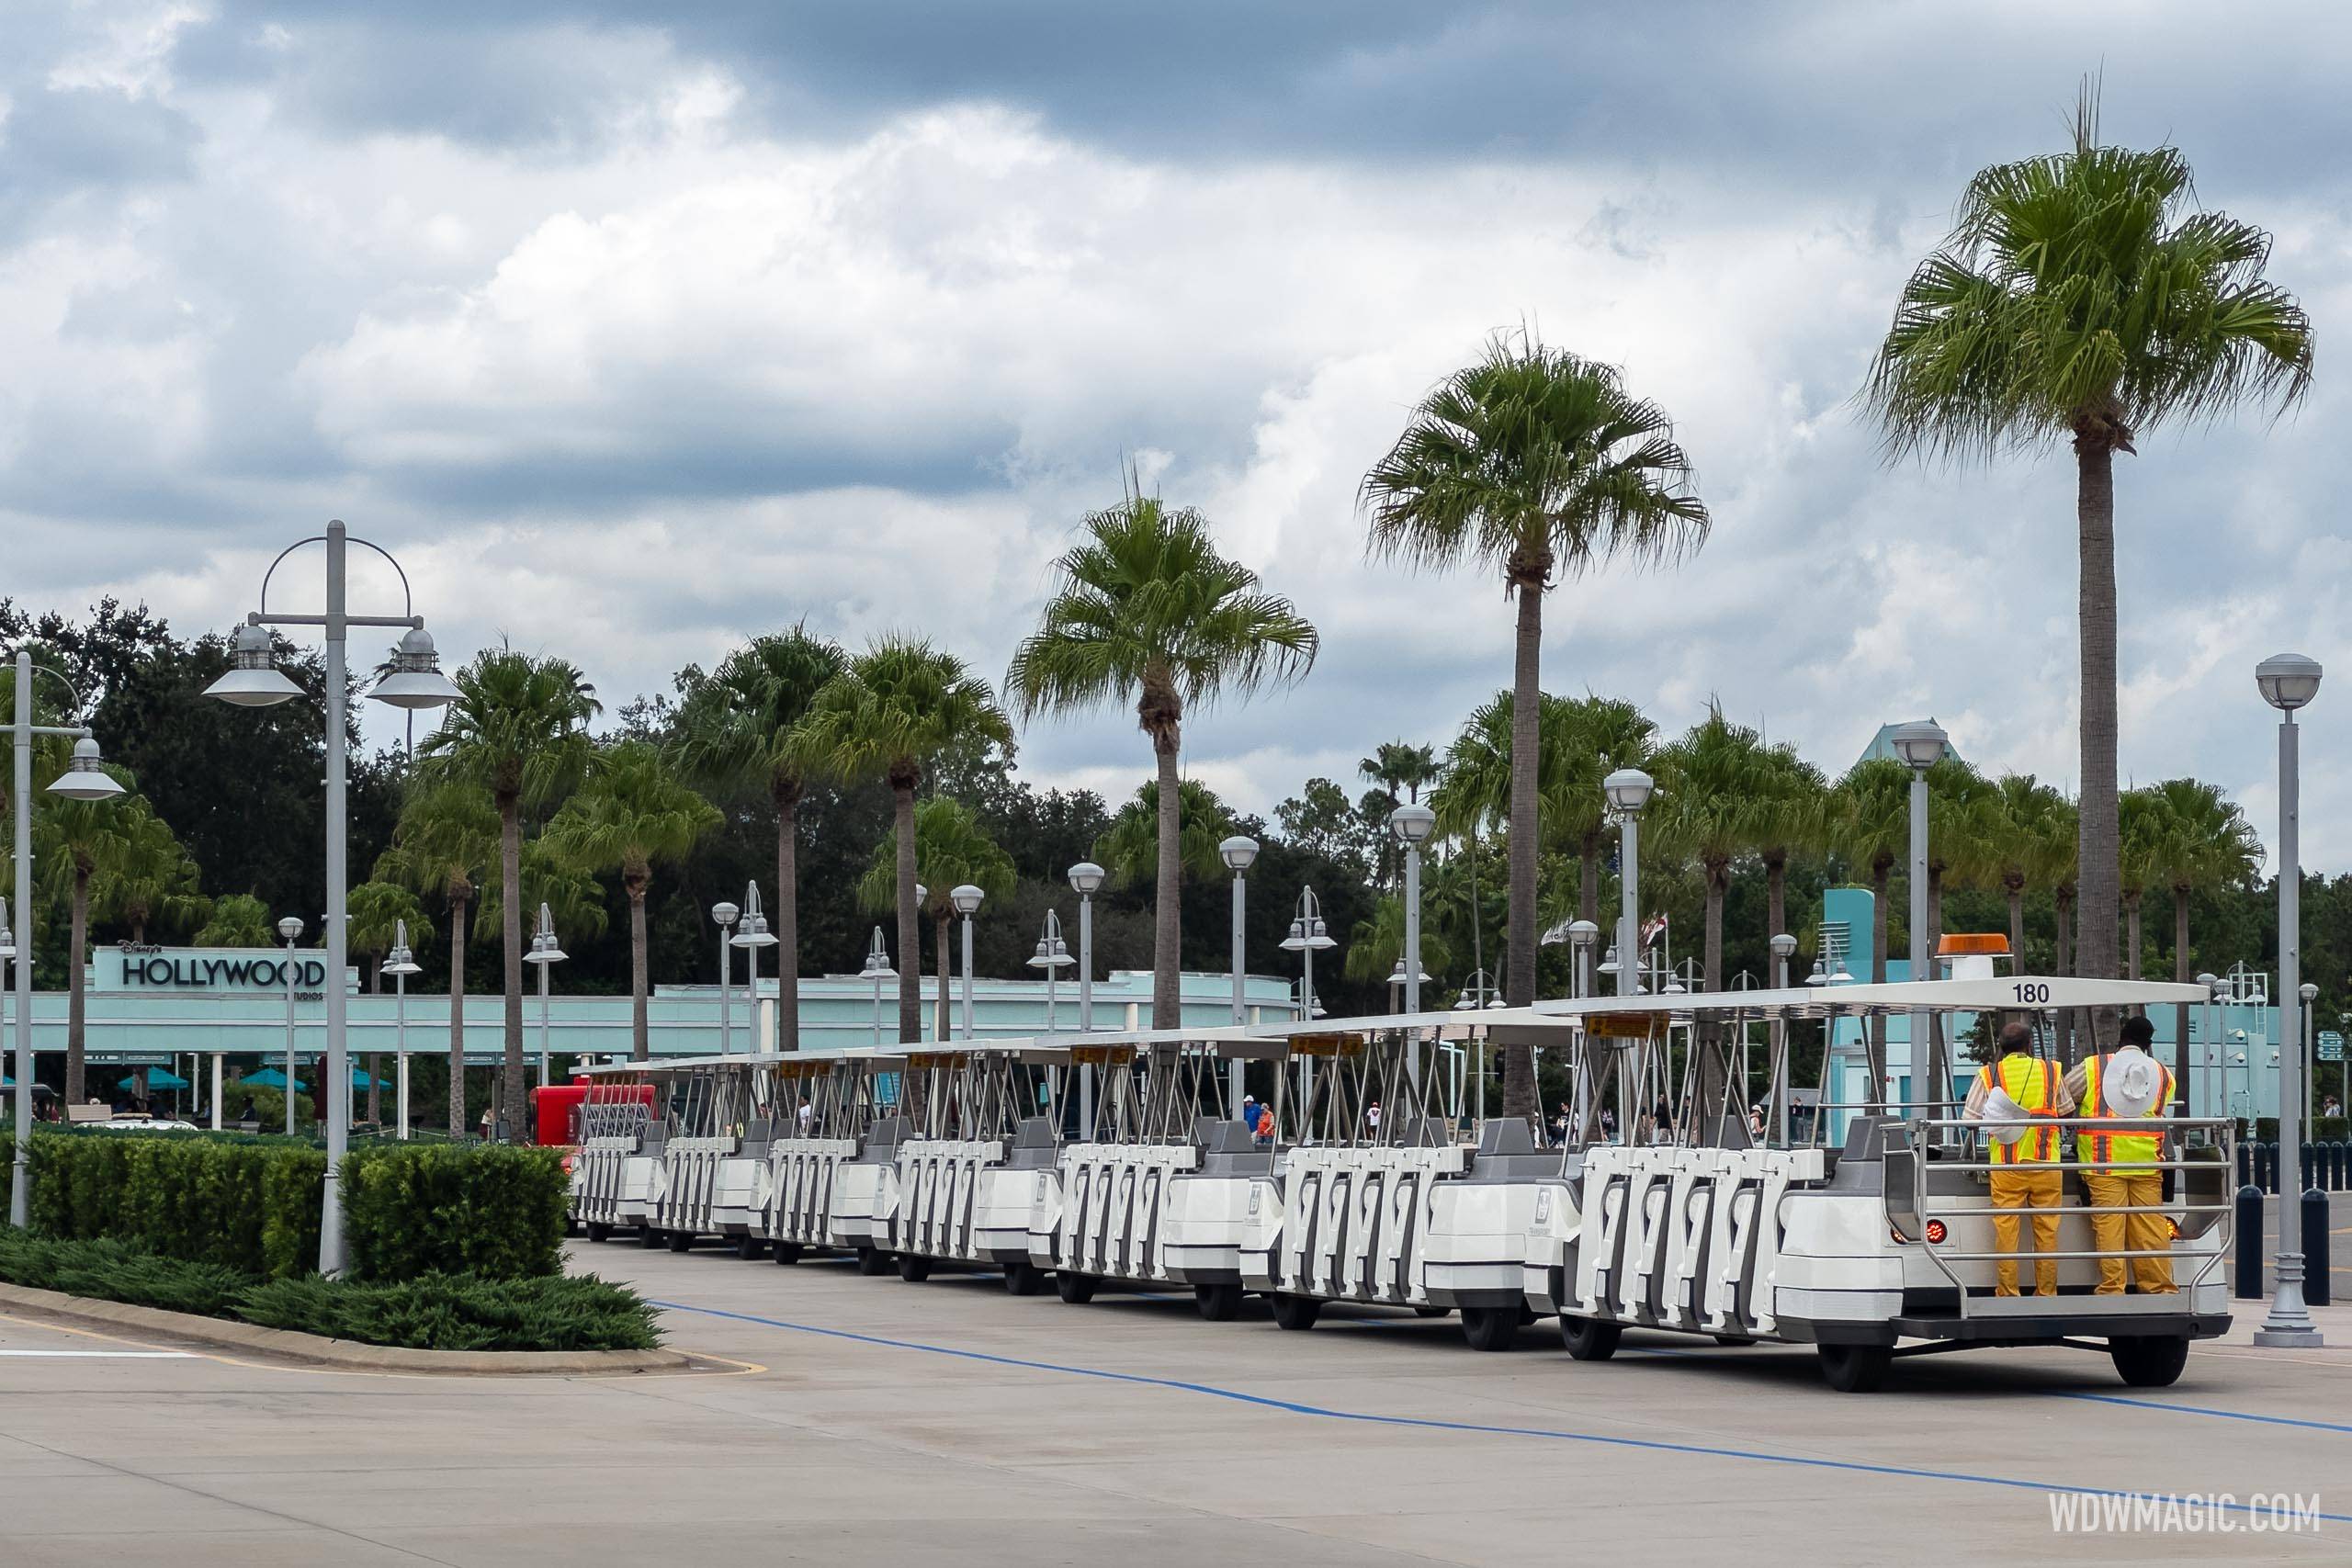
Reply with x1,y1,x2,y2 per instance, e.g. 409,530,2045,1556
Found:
1008,491,1317,1031
1978,775,2072,968
1094,779,1236,887
2118,785,2170,982
1359,741,1441,806
543,741,723,1060
795,638,1012,1043
1835,758,1913,1097
1747,746,1827,966
417,647,599,1140
346,881,426,1122
1362,330,1709,1089
671,627,847,1051
97,804,208,944
193,893,274,947
32,765,141,1102
854,797,1015,1041
1865,85,2312,1027
376,780,499,1139
2143,778,2262,1111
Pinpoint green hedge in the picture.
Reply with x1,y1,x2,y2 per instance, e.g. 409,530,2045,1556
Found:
6,1132,568,1282
0,1233,658,1352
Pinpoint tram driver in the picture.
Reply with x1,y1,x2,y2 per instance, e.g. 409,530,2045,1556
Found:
1962,1021,2075,1296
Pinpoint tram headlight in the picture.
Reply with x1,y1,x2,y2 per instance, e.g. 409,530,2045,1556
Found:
1248,1185,1261,1217
1534,1190,1553,1224
1924,1219,1948,1245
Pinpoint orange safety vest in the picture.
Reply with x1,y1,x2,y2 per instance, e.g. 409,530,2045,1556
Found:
2081,1054,2172,1168
1980,1053,2062,1164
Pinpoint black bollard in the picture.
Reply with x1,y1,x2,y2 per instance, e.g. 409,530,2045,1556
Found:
2335,1142,2348,1190
2254,1143,2273,1194
2238,1143,2253,1187
2305,1188,2332,1306
2301,1143,2316,1190
2236,1184,2266,1299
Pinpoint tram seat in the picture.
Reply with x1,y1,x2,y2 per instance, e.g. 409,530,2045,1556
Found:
1476,1118,1536,1156
1200,1118,1258,1155
1392,1114,1448,1147
1012,1115,1057,1152
1699,1112,1753,1151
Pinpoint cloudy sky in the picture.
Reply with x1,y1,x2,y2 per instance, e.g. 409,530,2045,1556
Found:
6,2,2349,863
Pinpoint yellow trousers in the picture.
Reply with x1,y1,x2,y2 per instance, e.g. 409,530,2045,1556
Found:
1989,1168,2064,1296
2082,1170,2176,1294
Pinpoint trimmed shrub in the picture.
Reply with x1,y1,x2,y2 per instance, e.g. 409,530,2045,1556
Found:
0,1232,659,1352
341,1143,571,1282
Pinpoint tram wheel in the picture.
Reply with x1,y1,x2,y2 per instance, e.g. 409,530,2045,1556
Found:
1460,1307,1519,1352
667,1230,694,1253
2108,1335,2189,1389
1559,1315,1622,1361
735,1235,765,1261
897,1254,933,1282
1003,1260,1046,1296
1269,1294,1322,1332
855,1247,891,1277
772,1242,803,1266
584,1222,611,1244
639,1226,664,1249
1056,1270,1099,1305
1815,1344,1893,1393
1412,1305,1451,1319
1194,1282,1245,1321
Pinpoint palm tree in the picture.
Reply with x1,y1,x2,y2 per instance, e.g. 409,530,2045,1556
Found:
2118,786,2170,982
2143,778,2262,1111
32,763,139,1102
1008,490,1317,1031
794,638,1012,1043
543,740,722,1060
1362,330,1709,1087
1864,84,2312,1021
1094,779,1236,887
1747,747,1827,966
1360,741,1441,806
375,780,498,1139
854,797,1015,1040
1835,759,1913,1097
97,804,207,944
671,627,847,1051
417,646,599,1140
193,893,274,947
1344,894,1457,1001
346,881,425,1122
1978,775,2072,967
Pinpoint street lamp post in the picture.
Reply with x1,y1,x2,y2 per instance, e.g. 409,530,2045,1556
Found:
1028,911,1073,1033
383,921,421,1140
277,916,304,1136
202,520,458,1275
1603,770,1655,998
2301,981,2320,1124
523,903,567,1103
732,884,775,1055
710,901,740,1055
859,928,896,1049
1770,931,1797,1143
1280,887,1339,1017
1388,805,1436,1018
1890,720,1948,1115
2255,651,2323,1348
950,885,984,1041
9,653,127,1228
1568,919,1600,999
1069,863,1104,1136
1220,835,1259,1111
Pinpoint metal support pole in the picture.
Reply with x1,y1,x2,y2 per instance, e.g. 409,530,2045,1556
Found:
1229,867,1247,1111
1616,815,1640,998
743,930,761,1056
210,1054,224,1132
1908,768,1928,1114
319,523,352,1275
2257,709,2321,1345
537,960,550,1095
10,652,30,1227
395,970,409,1139
718,925,732,1055
1403,844,1422,1016
1078,892,1094,1139
284,932,300,1137
958,914,975,1042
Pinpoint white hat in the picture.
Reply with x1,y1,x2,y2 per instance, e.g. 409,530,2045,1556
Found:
1979,1086,2030,1145
2101,1045,2165,1118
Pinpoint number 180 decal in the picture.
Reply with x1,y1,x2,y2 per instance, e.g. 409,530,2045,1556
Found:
2011,982,2052,1004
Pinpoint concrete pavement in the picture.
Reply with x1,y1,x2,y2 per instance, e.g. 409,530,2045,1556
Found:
3,1238,2349,1564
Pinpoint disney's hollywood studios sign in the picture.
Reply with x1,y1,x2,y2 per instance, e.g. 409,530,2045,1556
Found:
101,946,353,994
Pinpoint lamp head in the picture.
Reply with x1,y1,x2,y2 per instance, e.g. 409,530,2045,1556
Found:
2301,982,2320,1002
1387,803,1436,846
277,915,304,943
1770,932,1798,958
1597,943,1620,975
1566,919,1600,950
2256,652,2323,712
949,884,984,916
1068,861,1105,896
1219,834,1261,872
712,900,740,928
47,735,128,801
1888,718,1949,772
370,625,461,710
1280,918,1306,952
204,622,304,707
1602,767,1654,814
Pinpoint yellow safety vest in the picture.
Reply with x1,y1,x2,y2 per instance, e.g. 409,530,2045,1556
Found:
1981,1054,2061,1164
2081,1054,2172,1168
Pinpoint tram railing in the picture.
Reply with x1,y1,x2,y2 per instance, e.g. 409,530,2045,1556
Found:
1899,1114,2234,1319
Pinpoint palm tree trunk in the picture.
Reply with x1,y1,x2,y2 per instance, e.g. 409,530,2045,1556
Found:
775,784,801,1052
894,782,920,1043
447,894,469,1141
1867,863,1890,1101
2007,883,2026,971
2173,886,2193,1114
1152,729,1182,1031
367,1055,380,1126
2054,888,2076,1065
499,797,525,1143
67,868,90,1103
2125,895,2142,983
935,914,952,1042
1501,581,1543,1122
628,884,650,1061
2074,438,2121,1021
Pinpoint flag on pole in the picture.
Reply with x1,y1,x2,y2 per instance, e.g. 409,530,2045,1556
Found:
1640,912,1669,948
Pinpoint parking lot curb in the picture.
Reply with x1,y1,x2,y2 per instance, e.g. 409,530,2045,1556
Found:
0,1281,689,1374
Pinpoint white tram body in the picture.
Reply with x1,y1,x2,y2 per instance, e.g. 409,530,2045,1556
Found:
569,1064,664,1240
873,1045,1059,1281
752,1049,904,1260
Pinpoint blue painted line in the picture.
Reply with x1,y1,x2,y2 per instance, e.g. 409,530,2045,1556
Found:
648,1298,2352,1523
2052,1392,2352,1435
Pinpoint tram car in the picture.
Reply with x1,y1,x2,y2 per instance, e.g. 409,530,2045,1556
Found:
874,1044,1060,1283
567,1062,666,1242
752,1047,903,1266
